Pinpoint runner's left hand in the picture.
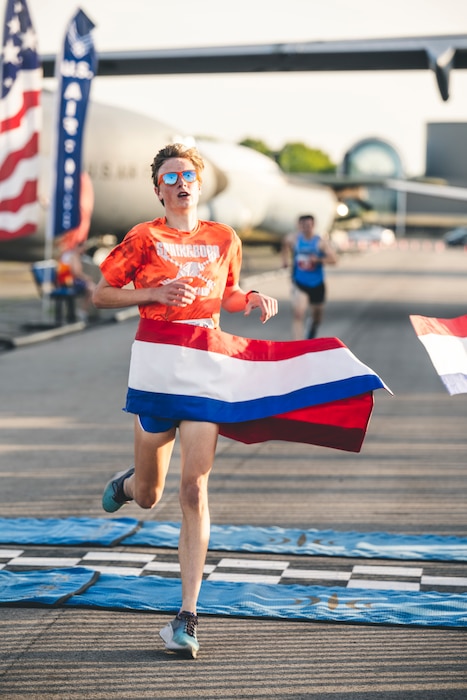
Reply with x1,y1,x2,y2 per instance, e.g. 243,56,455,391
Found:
244,292,278,323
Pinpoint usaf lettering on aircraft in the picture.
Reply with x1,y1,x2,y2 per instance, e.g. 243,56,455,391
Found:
86,162,139,180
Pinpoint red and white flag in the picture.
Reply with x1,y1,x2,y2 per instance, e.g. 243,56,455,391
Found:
126,319,390,453
0,0,42,241
410,314,467,395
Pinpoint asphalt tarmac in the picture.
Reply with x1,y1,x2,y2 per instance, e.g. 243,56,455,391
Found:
0,242,466,699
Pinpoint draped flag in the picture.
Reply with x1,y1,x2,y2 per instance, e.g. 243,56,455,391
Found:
410,314,467,395
126,319,389,453
0,0,41,241
48,9,96,239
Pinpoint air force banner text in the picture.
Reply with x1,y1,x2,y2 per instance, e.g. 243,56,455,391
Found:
49,9,96,239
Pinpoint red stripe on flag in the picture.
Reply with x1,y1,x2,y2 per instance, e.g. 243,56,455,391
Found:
136,318,345,360
0,180,37,213
220,393,374,453
0,90,40,132
0,222,36,240
410,314,467,338
0,132,39,181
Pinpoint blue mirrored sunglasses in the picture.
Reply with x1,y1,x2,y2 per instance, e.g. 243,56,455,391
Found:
157,170,198,186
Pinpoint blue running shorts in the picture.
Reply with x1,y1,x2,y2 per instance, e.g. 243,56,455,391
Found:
138,415,180,433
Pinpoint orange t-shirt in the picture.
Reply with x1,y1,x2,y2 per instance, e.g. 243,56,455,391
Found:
100,218,242,329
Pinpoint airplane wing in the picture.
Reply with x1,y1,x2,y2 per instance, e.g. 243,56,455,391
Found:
40,34,467,101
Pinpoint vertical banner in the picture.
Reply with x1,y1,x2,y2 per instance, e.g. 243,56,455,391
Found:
0,0,42,241
48,9,97,240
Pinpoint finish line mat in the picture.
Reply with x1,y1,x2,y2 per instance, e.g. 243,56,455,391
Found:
0,568,466,628
0,517,467,562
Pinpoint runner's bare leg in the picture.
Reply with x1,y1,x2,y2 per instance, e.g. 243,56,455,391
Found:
177,420,218,613
123,418,176,507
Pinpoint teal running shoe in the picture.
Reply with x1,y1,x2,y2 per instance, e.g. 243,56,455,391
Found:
101,467,134,513
159,611,199,659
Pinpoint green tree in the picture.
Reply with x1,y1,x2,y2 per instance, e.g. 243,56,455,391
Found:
278,142,336,173
239,139,336,174
239,138,273,158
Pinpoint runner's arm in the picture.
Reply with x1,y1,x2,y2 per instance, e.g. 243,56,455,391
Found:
93,276,196,309
222,285,278,323
319,238,338,265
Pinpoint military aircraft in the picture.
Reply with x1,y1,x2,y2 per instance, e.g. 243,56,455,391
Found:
40,33,467,102
0,89,338,262
2,32,467,262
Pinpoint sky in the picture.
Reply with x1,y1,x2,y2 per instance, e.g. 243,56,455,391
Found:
4,0,467,176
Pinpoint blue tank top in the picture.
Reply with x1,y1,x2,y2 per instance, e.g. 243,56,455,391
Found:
292,233,324,288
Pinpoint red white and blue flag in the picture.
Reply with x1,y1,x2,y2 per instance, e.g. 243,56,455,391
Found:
410,314,467,395
0,0,41,241
126,320,389,453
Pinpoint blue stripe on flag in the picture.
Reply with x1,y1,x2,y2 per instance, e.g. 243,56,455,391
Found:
126,374,383,423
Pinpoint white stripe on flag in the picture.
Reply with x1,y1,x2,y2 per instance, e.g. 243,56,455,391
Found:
0,202,40,233
418,334,467,376
0,107,41,159
128,340,377,403
0,155,40,200
0,68,42,121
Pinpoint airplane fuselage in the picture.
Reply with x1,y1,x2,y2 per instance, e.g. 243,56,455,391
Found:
0,91,338,262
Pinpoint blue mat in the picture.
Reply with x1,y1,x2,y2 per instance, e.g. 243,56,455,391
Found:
0,568,97,606
126,522,467,562
1,517,466,562
1,568,466,627
0,517,139,546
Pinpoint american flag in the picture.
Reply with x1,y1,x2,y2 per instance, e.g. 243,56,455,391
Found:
0,0,42,241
